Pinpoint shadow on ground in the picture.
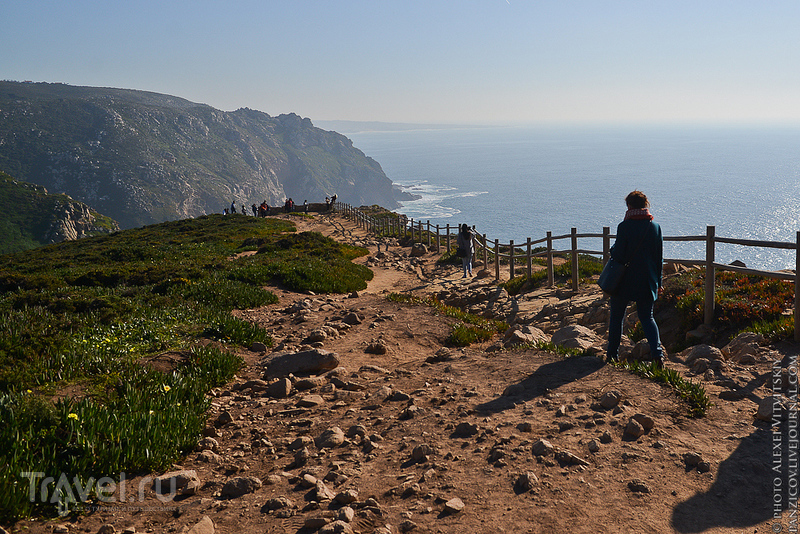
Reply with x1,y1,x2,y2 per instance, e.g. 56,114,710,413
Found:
671,426,776,532
476,355,605,414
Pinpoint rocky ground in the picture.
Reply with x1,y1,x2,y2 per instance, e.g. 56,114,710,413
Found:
10,212,799,534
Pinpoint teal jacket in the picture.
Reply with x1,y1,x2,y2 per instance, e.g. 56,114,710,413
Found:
609,219,663,302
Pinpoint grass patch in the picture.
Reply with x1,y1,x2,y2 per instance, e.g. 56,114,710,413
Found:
0,215,372,521
386,293,507,347
611,359,711,418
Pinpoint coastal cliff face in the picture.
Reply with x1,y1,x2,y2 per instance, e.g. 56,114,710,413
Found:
0,172,119,254
0,81,400,229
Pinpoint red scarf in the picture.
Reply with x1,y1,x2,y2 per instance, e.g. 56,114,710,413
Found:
624,208,653,221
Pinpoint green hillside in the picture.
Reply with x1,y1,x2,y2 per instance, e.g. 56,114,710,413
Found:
0,213,372,522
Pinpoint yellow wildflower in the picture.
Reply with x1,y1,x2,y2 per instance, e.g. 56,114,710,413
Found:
67,413,79,421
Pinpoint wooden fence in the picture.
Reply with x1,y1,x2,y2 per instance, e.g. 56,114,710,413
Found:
335,203,800,341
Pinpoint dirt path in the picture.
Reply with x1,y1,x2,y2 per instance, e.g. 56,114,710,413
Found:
14,212,791,534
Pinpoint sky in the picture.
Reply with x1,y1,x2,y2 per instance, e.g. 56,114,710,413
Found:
2,1,800,125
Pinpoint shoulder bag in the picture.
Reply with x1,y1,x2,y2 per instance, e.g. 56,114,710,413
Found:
598,225,651,295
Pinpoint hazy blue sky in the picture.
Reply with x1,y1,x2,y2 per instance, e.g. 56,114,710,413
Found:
3,1,799,125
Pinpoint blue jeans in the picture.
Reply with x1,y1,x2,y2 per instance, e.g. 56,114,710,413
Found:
461,256,472,276
607,296,662,360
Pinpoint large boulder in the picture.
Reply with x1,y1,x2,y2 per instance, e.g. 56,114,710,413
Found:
503,325,548,348
263,349,340,378
722,332,765,364
680,344,724,365
551,325,599,351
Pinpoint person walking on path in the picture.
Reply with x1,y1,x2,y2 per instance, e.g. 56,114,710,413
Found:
456,223,474,278
606,190,664,368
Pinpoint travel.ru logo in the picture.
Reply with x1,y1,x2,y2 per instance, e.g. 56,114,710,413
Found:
21,472,180,516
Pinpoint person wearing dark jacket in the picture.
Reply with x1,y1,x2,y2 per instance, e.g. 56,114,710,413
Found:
606,190,664,367
456,224,474,278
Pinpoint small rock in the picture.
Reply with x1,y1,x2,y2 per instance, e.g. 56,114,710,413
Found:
412,444,435,462
514,472,539,493
97,526,115,534
319,520,354,534
399,519,418,532
365,341,388,355
624,419,645,439
338,506,356,523
297,394,325,408
313,480,337,501
342,312,364,325
532,438,555,456
268,378,293,398
599,390,622,409
599,430,613,444
197,437,219,452
588,440,600,453
444,497,465,514
683,452,703,467
221,476,262,498
631,413,655,431
335,489,359,505
187,516,215,534
555,450,589,467
153,470,201,496
628,480,651,493
452,422,479,437
215,411,234,426
315,426,346,449
265,496,295,510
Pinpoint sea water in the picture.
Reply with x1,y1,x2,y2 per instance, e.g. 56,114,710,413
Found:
346,124,800,272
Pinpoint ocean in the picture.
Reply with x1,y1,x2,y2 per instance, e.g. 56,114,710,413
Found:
345,124,800,272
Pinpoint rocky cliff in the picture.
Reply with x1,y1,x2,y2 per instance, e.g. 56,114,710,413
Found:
0,81,402,229
0,171,119,254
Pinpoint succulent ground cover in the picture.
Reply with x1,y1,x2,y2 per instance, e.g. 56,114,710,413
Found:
0,213,372,521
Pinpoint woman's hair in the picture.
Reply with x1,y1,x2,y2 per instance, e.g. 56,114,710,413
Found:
461,223,469,233
625,190,649,209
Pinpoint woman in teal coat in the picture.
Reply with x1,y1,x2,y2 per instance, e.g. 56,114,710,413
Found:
606,191,664,367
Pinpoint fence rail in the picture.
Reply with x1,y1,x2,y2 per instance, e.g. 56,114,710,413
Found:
334,203,800,341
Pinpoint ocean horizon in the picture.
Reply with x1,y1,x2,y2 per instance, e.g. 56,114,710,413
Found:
344,123,800,272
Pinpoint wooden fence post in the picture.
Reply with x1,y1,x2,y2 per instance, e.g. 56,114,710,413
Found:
547,231,554,287
446,224,450,252
427,221,431,247
483,233,488,274
526,237,532,278
571,227,579,292
603,227,611,265
704,225,716,325
494,239,500,281
510,240,515,279
795,231,800,342
435,225,440,251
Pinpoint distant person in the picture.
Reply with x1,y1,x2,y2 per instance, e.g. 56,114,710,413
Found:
230,202,236,214
325,196,330,210
606,190,664,368
331,194,337,207
303,200,308,213
456,223,474,278
241,204,246,215
252,204,258,217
